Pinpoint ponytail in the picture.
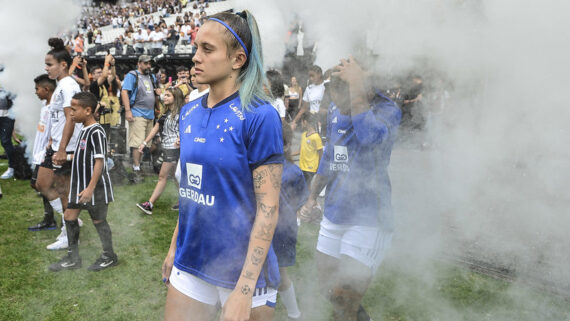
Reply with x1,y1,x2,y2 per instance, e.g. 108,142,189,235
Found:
47,38,73,68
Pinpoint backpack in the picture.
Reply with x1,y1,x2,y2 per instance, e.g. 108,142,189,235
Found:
127,70,158,106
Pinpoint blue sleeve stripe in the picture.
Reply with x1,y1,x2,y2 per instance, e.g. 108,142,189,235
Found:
250,153,284,170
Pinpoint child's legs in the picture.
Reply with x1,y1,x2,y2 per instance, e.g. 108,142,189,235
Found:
88,204,115,255
278,267,292,292
149,161,176,204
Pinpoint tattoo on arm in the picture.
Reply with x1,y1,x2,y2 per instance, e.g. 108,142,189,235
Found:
242,271,256,280
267,164,282,190
250,246,264,265
253,169,267,189
254,223,273,241
259,202,277,218
241,284,251,295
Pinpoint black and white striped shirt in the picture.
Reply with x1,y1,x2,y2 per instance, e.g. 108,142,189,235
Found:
69,123,114,206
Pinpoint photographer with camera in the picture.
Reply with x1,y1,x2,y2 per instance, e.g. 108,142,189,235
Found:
69,55,90,91
89,54,122,137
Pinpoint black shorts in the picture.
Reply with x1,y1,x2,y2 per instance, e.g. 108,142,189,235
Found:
40,147,73,176
66,202,109,221
163,148,180,163
273,231,298,267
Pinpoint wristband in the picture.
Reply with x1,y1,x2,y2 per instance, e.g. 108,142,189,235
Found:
66,154,72,161
143,141,147,146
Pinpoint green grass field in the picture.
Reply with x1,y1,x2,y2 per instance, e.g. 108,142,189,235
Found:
0,158,568,321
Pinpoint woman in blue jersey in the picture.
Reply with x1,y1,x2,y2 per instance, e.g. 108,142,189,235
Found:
300,57,402,321
161,10,284,321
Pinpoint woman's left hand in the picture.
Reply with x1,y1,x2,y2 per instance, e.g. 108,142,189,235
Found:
221,286,252,321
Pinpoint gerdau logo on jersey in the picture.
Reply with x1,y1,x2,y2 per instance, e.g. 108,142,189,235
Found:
179,163,215,206
331,145,350,172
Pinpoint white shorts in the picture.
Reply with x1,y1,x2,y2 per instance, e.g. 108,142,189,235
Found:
316,217,392,273
169,266,278,308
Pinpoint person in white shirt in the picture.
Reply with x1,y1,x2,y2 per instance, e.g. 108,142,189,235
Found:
133,29,147,54
39,38,85,250
149,26,164,55
291,65,325,131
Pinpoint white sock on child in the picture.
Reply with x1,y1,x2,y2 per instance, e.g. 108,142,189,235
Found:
280,282,301,319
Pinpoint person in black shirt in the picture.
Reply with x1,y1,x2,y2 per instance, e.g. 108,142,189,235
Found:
49,92,117,272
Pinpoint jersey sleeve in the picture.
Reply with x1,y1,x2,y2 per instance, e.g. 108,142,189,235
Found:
62,81,79,108
351,92,401,145
122,72,136,92
246,104,284,169
90,129,107,158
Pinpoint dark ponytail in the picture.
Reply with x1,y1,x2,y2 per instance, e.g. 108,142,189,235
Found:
47,38,72,68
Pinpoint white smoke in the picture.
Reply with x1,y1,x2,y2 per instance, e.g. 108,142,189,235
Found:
237,0,570,310
0,0,81,143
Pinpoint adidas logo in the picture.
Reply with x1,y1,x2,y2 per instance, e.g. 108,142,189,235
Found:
61,262,77,268
184,125,191,134
332,116,338,124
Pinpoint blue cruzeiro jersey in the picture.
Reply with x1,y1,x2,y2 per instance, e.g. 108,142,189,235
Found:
175,92,284,289
318,90,401,230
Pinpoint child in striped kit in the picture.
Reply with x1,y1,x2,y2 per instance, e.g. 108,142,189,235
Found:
49,92,117,272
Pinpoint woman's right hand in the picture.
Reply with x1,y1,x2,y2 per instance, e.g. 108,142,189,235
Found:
162,251,175,286
138,144,145,153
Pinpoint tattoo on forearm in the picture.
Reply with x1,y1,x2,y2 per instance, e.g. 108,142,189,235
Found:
255,192,267,201
259,202,277,218
251,246,264,266
242,271,256,280
267,164,282,190
241,284,251,295
254,223,273,241
253,170,267,189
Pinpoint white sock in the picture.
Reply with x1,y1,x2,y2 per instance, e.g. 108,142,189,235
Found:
49,198,64,214
133,165,140,171
280,282,301,319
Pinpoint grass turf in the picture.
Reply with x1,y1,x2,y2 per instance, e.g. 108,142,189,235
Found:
0,159,569,320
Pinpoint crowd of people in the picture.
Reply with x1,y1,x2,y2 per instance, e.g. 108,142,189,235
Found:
0,5,419,321
67,0,217,56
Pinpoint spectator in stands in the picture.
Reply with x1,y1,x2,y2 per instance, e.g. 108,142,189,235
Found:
166,25,178,54
133,29,146,54
73,34,84,55
120,55,159,181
